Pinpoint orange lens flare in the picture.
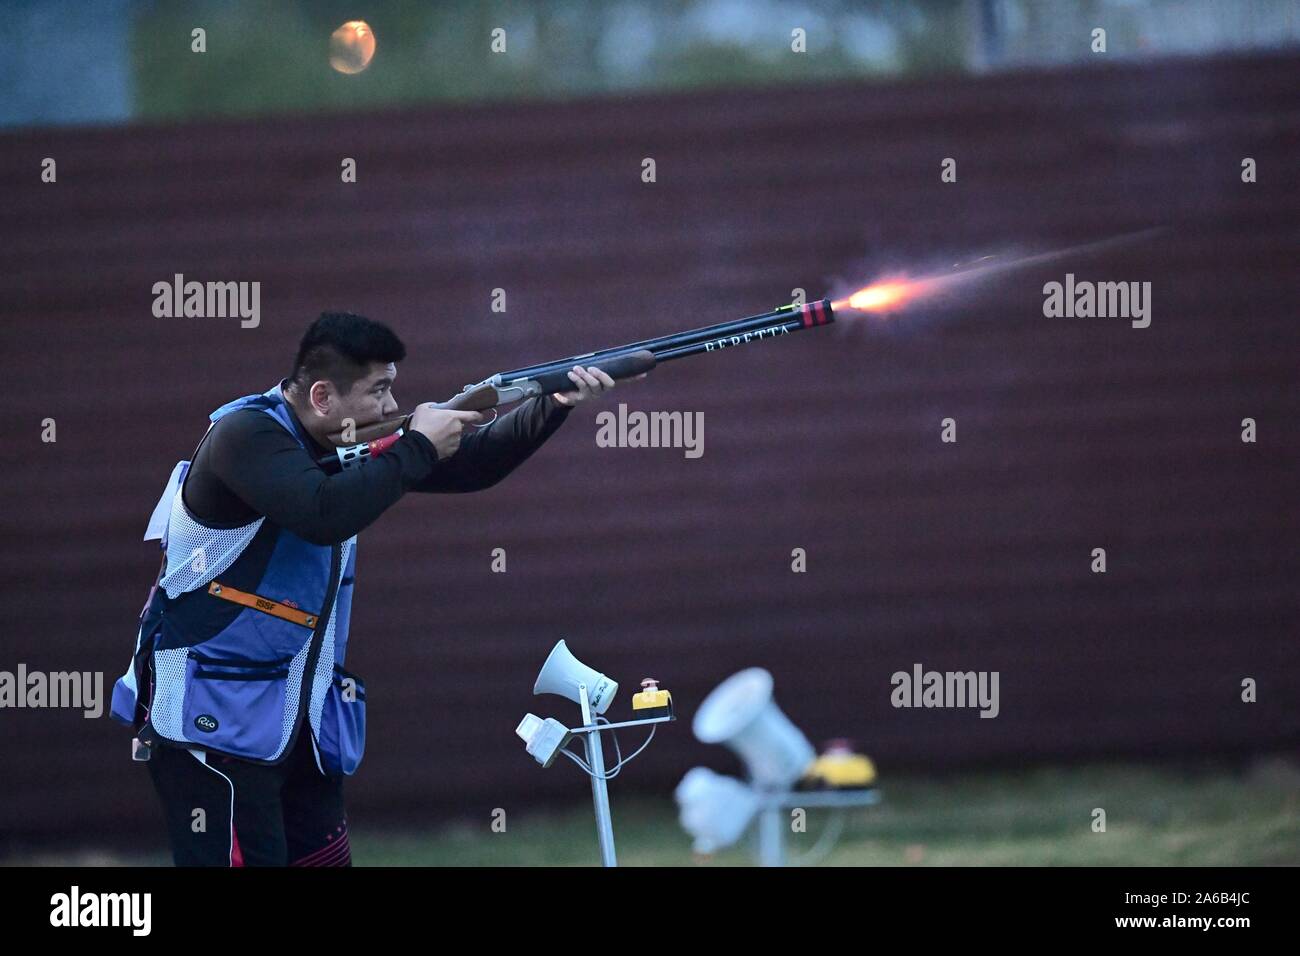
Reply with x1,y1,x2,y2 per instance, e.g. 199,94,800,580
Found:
832,278,922,314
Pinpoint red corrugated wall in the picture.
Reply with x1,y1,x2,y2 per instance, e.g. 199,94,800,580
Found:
1,51,1297,842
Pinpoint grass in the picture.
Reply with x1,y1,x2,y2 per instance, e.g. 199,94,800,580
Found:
353,758,1300,866
13,758,1299,866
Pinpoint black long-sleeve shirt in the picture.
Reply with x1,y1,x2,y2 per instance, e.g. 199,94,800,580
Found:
181,393,573,545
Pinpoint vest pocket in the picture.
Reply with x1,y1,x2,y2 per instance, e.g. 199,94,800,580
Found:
318,664,366,777
181,651,289,758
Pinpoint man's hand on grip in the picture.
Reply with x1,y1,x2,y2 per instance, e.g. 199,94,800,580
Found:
408,405,490,460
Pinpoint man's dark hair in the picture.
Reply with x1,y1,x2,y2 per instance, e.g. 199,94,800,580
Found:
288,312,406,394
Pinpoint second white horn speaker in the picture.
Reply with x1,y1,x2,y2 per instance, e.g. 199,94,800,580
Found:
692,667,814,789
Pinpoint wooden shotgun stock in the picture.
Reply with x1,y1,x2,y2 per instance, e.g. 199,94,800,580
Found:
324,380,502,447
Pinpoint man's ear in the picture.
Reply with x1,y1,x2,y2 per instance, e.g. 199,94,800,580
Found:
307,380,335,417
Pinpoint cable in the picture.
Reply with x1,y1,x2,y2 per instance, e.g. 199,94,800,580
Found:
609,724,656,770
598,716,623,769
559,725,658,780
787,810,848,867
559,747,593,773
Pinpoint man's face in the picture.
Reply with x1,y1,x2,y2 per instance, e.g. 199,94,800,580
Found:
310,361,400,433
341,361,400,427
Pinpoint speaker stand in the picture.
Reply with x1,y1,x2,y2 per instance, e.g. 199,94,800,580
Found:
578,682,618,867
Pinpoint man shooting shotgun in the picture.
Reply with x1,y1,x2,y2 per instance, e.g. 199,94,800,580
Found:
323,297,835,471
109,311,636,867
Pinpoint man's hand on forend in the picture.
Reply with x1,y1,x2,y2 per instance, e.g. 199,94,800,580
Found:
552,365,648,407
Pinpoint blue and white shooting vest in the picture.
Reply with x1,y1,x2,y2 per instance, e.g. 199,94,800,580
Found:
110,382,365,777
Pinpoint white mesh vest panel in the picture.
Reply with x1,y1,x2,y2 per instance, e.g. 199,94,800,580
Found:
159,490,264,599
150,647,190,741
308,536,355,741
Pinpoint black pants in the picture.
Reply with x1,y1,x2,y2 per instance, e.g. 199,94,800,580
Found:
147,728,351,866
